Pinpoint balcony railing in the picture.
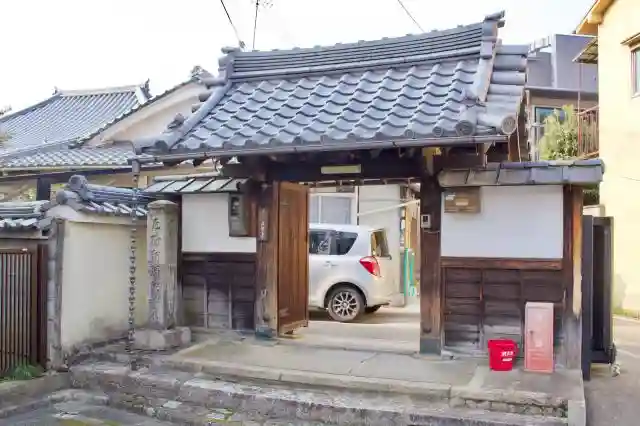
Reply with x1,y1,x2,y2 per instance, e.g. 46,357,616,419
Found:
577,106,599,158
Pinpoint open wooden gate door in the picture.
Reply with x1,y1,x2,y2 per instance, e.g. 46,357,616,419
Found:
277,182,309,334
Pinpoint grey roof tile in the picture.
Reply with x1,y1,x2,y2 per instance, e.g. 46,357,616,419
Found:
53,175,156,217
0,145,138,170
0,201,51,231
438,159,604,187
0,85,147,159
135,12,528,158
144,172,245,194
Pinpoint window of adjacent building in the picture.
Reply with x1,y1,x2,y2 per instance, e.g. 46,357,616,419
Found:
633,47,640,95
309,193,356,224
534,107,566,139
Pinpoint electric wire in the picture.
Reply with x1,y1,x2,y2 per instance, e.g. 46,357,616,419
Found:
219,0,246,48
395,0,424,32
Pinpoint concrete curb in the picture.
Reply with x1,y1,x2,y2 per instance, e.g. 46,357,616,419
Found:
0,374,72,419
566,375,586,426
0,373,70,408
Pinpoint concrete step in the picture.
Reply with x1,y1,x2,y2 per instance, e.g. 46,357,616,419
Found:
70,361,568,426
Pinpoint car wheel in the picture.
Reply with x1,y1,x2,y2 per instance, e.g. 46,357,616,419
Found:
364,305,382,314
327,286,364,322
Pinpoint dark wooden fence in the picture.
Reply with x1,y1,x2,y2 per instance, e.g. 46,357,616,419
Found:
0,246,47,376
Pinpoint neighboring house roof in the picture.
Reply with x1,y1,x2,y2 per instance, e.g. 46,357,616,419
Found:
0,84,149,160
135,11,529,159
438,158,604,187
0,201,51,231
575,0,616,35
0,145,140,170
0,70,211,172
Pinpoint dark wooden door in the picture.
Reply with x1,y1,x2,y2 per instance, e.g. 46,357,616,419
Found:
277,182,309,334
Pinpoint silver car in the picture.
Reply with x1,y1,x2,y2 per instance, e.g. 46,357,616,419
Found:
308,223,394,322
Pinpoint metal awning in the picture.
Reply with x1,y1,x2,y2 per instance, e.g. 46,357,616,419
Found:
574,38,599,64
438,159,604,187
144,176,246,194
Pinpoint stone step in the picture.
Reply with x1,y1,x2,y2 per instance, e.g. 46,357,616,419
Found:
86,349,569,419
70,361,567,426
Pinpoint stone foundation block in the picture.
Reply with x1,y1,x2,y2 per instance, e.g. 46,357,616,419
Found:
133,327,191,350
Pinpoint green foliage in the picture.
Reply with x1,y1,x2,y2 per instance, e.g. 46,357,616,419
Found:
0,363,43,382
539,105,579,160
539,105,599,206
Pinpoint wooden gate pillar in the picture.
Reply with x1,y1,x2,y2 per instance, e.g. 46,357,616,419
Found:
419,173,443,354
255,182,279,338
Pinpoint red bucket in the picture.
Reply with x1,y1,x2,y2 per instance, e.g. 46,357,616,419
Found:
487,339,518,371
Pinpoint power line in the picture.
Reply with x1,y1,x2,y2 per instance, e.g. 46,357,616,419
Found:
395,0,424,32
252,0,259,50
219,0,246,49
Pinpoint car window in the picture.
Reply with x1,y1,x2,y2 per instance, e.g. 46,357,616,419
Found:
309,230,332,255
334,231,358,255
309,230,358,255
370,229,390,257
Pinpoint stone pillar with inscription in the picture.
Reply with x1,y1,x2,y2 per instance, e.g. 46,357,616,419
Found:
134,200,191,350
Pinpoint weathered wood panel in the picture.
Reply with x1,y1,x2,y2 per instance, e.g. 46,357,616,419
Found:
420,173,443,354
442,257,564,356
181,253,256,331
277,182,309,334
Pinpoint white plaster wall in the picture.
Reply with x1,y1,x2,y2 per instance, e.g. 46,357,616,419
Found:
358,185,403,294
59,221,149,351
182,194,257,253
583,204,605,217
441,185,564,259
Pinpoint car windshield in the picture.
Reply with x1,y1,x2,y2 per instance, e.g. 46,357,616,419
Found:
370,229,390,257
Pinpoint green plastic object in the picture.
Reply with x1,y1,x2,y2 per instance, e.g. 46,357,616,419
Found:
402,248,416,297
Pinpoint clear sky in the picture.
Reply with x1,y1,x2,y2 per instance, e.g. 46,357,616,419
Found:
1,0,594,111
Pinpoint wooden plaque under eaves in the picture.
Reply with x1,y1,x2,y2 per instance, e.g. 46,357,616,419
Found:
443,188,481,214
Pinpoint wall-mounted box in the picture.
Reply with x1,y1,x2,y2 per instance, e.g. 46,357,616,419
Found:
443,188,481,213
228,193,249,237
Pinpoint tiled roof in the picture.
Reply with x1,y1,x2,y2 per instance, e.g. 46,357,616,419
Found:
438,159,604,187
144,172,245,194
0,145,138,170
0,84,148,160
53,175,156,217
0,201,51,231
136,11,528,158
0,71,211,171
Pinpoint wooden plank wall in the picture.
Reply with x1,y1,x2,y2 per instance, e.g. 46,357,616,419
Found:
181,253,256,331
442,258,564,355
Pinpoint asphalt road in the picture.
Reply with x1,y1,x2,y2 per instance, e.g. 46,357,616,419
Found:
585,317,640,426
